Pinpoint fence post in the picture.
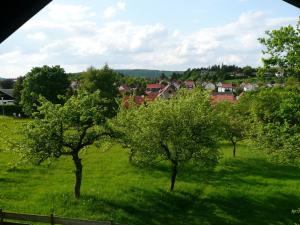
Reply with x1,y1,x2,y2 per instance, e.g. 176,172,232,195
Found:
50,213,55,225
0,209,3,225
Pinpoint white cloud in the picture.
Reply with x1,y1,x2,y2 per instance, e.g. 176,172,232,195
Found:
26,32,47,41
0,2,298,78
47,3,96,22
103,1,126,19
22,3,97,34
0,50,49,77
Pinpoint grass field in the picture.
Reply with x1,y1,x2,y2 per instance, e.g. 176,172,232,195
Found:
223,77,258,84
0,116,300,225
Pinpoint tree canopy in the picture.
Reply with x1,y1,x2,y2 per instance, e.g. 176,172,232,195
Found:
21,65,70,115
258,18,300,80
0,79,14,89
81,65,120,117
215,101,247,157
18,91,111,198
112,89,221,191
249,87,300,163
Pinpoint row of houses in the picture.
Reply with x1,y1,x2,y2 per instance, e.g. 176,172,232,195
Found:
121,79,288,105
120,80,249,105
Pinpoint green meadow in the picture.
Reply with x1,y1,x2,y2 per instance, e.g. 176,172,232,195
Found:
0,116,299,225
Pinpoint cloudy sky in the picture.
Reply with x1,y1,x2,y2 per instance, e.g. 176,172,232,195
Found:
0,0,298,78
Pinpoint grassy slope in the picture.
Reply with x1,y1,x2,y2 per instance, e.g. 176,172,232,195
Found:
0,117,299,225
223,77,258,84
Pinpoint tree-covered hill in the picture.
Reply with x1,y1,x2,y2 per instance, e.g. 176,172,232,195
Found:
114,69,183,78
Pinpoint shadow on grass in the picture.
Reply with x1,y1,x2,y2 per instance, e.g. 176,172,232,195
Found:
75,158,300,225
79,188,299,225
137,157,300,186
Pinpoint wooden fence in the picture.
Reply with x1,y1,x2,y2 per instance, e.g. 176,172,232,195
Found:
0,209,123,225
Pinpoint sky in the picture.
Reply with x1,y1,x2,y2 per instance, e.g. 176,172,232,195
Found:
0,0,299,78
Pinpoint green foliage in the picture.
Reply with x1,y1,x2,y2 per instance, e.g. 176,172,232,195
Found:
21,65,70,116
249,87,300,163
115,69,181,78
242,66,255,77
81,65,119,117
17,91,111,198
13,76,25,107
0,79,14,89
178,65,254,82
258,17,300,80
215,101,247,157
113,88,221,190
119,76,148,95
292,208,300,225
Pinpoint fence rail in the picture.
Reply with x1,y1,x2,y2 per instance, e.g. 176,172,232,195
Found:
0,209,122,225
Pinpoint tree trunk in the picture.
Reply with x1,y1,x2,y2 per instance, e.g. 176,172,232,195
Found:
170,162,178,192
231,139,236,157
129,149,134,163
72,152,82,199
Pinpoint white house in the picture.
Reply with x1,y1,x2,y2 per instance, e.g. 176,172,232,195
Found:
242,83,258,92
202,82,216,91
217,83,234,93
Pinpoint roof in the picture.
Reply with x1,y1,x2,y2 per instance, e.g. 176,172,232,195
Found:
147,84,163,89
184,80,195,85
0,89,14,97
123,93,158,107
221,83,234,88
211,92,236,103
118,85,129,92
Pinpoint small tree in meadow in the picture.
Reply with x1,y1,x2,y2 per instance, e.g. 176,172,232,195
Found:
112,89,221,191
215,101,247,157
18,91,110,198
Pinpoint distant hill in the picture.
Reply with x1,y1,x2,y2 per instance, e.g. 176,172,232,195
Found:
114,69,183,78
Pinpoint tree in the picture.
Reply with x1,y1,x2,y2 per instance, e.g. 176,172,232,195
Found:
18,91,110,198
215,101,247,157
242,66,255,77
13,76,25,107
112,89,221,191
0,79,14,89
159,72,168,80
249,87,300,163
21,65,70,115
81,65,119,117
258,18,300,80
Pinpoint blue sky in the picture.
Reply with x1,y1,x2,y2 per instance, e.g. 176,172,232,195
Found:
0,0,298,78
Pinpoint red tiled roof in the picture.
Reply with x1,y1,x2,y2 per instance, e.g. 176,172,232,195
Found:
221,83,233,88
184,80,195,85
123,94,158,108
147,84,163,89
146,92,158,101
